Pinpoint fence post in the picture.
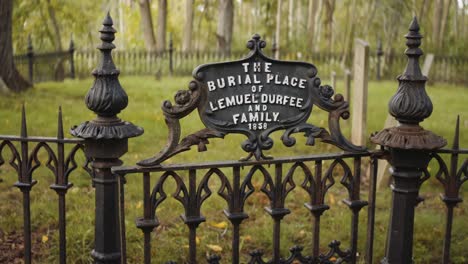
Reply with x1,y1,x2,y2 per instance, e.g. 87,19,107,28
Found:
169,32,173,75
376,39,383,80
27,34,34,83
371,17,446,264
70,13,143,264
69,37,75,79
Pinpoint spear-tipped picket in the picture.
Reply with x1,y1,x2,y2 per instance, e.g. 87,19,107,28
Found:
57,106,64,140
21,104,27,138
452,115,460,150
20,104,29,182
441,115,462,264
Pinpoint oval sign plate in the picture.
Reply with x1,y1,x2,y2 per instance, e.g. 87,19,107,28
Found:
194,35,320,157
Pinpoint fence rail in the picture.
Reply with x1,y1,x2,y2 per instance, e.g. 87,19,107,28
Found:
14,45,468,85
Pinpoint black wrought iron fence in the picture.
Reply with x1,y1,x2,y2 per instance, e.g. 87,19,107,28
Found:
13,36,75,84
2,14,467,264
14,37,468,85
75,49,468,84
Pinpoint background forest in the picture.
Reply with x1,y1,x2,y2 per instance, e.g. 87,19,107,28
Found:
13,0,468,69
1,0,467,263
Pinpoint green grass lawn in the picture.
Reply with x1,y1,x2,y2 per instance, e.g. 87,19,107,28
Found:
0,76,467,263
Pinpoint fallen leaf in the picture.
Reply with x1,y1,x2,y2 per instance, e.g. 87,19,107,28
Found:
298,230,306,237
209,221,228,229
136,201,143,209
41,235,48,243
242,235,252,242
329,193,336,205
206,244,223,252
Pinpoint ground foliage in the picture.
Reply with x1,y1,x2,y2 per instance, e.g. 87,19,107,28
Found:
0,76,466,263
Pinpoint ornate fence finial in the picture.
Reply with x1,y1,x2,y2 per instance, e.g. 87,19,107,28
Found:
371,16,446,150
371,17,447,264
70,12,143,264
71,12,143,139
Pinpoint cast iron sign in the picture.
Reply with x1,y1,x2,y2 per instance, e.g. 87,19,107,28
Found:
139,34,361,165
192,35,328,159
195,35,317,135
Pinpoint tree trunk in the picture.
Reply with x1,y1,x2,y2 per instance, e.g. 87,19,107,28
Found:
0,0,31,92
46,0,62,51
341,0,356,68
307,0,319,49
382,1,403,76
182,0,194,52
452,0,458,42
138,0,157,52
323,0,335,52
418,0,428,24
364,0,377,37
216,0,234,56
287,0,294,45
46,0,65,81
432,0,444,49
438,0,452,49
462,0,466,43
156,0,167,52
275,0,282,59
119,0,126,49
313,0,323,53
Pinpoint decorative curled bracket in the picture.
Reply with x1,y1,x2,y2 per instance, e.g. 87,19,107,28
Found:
138,81,225,166
139,34,364,166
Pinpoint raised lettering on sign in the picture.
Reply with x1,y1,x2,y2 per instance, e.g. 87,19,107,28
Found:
195,36,318,140
138,34,363,165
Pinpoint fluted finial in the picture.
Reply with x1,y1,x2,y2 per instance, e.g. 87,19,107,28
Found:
71,13,143,139
370,17,446,150
401,16,425,80
98,12,116,52
388,17,432,124
85,12,127,118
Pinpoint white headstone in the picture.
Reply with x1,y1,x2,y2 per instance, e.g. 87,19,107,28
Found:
376,115,398,189
422,53,434,76
351,39,369,146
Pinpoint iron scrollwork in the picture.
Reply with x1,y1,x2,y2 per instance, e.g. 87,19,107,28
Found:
138,81,225,166
139,34,364,166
